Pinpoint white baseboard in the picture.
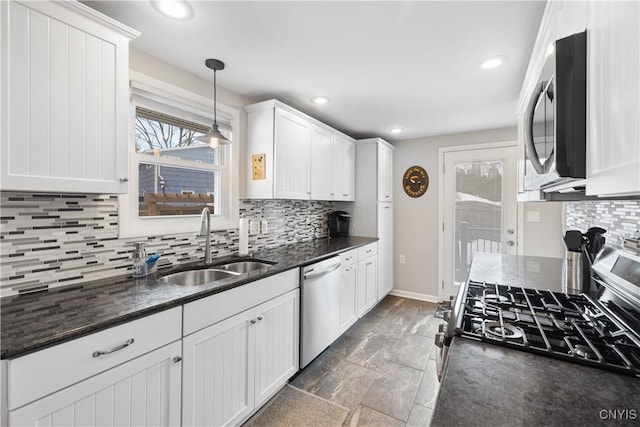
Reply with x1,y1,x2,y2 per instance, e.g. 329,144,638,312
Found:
389,289,441,303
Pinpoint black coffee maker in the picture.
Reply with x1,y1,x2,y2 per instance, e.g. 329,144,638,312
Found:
328,211,351,237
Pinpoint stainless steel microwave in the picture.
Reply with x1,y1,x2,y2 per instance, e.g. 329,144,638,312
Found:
523,30,587,192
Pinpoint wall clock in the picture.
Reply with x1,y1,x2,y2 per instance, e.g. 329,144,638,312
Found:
402,166,429,198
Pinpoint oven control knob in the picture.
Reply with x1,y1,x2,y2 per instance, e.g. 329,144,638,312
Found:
438,323,446,333
442,310,451,322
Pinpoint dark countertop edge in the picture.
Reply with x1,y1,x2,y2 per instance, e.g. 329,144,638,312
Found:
1,236,378,360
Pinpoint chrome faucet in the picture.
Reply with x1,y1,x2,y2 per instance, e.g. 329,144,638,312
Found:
199,207,212,264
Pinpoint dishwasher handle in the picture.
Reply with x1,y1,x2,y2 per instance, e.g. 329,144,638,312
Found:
303,262,341,280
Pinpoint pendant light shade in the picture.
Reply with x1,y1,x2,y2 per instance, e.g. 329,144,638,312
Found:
196,58,231,148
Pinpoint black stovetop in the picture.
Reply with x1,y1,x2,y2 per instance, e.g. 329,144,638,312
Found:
456,280,640,377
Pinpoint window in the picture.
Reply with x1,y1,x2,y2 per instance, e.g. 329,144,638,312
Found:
119,74,239,238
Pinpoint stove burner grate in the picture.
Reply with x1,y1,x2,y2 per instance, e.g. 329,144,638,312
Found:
458,280,640,377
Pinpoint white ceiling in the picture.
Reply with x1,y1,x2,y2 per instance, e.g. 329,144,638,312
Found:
82,0,546,142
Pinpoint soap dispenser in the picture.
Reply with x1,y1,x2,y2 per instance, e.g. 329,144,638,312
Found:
132,242,147,278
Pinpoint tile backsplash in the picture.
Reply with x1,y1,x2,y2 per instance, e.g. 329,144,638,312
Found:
0,193,334,297
565,200,640,248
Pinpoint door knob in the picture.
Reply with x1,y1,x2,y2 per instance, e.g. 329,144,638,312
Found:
507,241,515,246
507,229,515,234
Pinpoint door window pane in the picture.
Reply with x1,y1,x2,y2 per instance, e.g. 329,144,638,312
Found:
454,161,503,284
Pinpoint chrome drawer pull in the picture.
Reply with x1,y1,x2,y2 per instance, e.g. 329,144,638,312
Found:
92,338,134,358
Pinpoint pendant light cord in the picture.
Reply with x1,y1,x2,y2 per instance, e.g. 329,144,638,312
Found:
213,69,218,126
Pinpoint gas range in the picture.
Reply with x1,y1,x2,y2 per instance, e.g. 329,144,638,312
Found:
436,246,640,380
457,280,640,377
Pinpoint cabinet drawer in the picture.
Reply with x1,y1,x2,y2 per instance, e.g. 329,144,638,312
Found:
8,307,182,410
183,268,299,336
341,248,358,266
358,243,378,259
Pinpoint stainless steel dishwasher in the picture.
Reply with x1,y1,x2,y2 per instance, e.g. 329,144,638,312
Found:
300,256,342,368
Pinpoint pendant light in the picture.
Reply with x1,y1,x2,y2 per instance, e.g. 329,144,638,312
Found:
196,58,231,147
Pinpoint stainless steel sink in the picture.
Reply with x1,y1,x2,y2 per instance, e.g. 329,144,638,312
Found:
218,261,275,274
158,269,240,287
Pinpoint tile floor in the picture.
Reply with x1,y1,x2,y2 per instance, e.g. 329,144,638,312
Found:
290,295,443,426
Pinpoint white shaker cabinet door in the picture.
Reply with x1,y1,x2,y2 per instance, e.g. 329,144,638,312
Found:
586,0,640,196
333,135,356,201
0,0,137,194
377,203,394,300
274,108,312,199
377,144,394,202
182,309,254,427
254,290,299,408
339,264,358,333
357,255,378,317
310,125,334,200
10,341,182,427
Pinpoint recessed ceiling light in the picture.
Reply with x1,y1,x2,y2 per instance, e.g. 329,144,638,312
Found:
481,56,506,70
150,0,195,21
389,128,404,134
311,96,331,105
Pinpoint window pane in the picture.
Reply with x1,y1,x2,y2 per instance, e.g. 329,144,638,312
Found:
135,112,232,166
454,161,504,285
138,162,218,217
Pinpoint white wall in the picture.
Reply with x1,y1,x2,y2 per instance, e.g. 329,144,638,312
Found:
129,48,255,109
393,127,564,299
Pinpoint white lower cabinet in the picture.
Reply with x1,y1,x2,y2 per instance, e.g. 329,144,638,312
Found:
182,289,300,427
357,254,378,317
339,262,358,334
10,341,182,427
377,203,393,300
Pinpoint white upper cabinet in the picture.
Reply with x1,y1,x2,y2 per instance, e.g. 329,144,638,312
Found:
586,0,640,196
274,108,312,199
310,124,334,200
0,0,139,194
333,135,356,201
377,143,394,202
245,100,355,201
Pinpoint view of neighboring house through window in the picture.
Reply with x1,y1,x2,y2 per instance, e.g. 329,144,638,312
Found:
135,107,231,217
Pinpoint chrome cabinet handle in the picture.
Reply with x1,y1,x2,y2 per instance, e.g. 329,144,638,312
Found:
93,338,134,358
507,241,515,247
250,319,257,324
173,356,183,363
257,316,263,321
119,177,129,182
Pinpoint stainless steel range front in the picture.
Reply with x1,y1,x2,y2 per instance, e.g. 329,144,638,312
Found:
436,246,640,379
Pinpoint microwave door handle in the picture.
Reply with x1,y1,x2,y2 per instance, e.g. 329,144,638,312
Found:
524,80,546,175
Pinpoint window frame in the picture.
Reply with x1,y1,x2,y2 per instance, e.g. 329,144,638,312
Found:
118,71,239,238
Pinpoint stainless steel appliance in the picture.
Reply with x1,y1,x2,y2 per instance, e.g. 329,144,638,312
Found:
523,30,587,193
300,256,342,368
436,246,640,380
562,227,607,295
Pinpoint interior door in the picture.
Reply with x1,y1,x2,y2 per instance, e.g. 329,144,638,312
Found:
441,145,518,299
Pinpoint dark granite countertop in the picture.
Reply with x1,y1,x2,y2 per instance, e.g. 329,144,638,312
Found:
432,253,640,427
1,236,377,360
